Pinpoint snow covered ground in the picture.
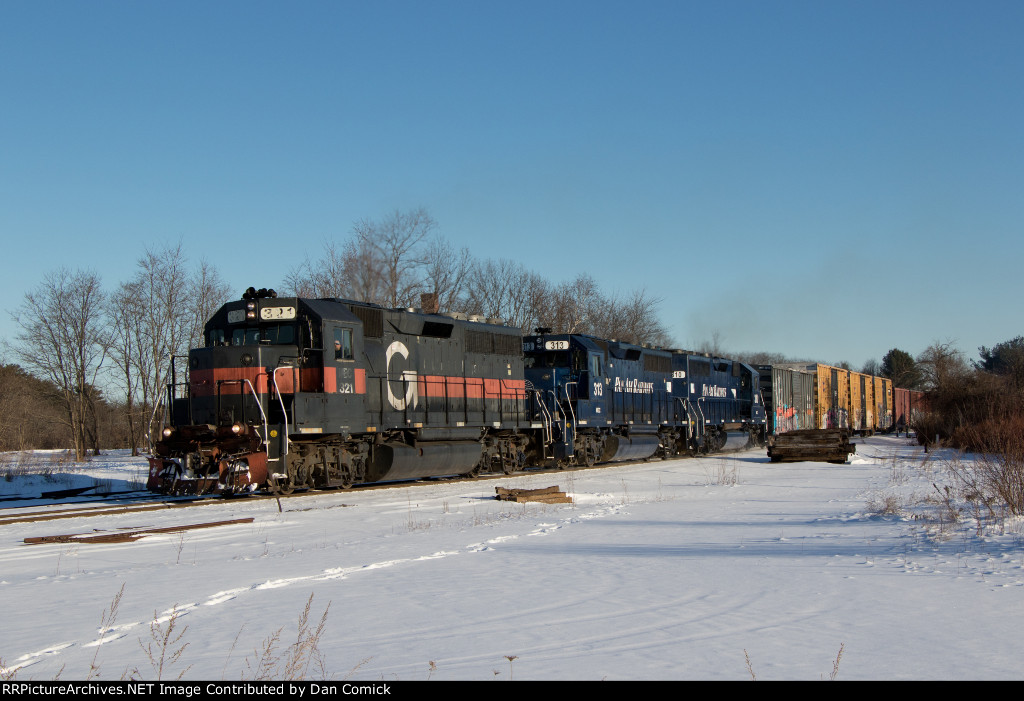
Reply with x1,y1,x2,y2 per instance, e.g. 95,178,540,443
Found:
1,434,1022,681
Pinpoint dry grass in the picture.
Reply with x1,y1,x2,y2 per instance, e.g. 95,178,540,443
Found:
134,605,191,680
245,593,331,680
866,493,904,517
945,425,1024,516
741,642,845,681
704,458,739,487
87,583,125,680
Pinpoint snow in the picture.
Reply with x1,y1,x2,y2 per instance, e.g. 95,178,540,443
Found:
1,435,1022,681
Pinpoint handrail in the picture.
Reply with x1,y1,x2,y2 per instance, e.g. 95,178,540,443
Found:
525,381,553,446
271,366,294,458
216,378,269,448
695,397,708,437
564,381,578,428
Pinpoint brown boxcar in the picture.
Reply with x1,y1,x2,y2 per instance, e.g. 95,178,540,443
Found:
893,386,925,434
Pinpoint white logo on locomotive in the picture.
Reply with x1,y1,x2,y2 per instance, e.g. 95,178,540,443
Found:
385,341,419,411
613,377,654,394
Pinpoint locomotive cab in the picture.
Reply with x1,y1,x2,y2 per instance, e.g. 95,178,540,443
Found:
151,288,370,494
523,332,665,465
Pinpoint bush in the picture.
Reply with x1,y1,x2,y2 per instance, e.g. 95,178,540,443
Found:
947,418,1024,515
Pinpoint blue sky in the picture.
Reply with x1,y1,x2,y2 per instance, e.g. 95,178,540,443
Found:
1,0,1021,368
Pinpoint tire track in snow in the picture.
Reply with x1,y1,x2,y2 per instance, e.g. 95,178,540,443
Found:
5,497,625,674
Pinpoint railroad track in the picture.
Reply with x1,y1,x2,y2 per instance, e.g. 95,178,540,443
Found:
0,454,694,527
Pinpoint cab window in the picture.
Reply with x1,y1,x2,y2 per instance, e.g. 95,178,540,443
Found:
334,328,353,360
229,324,297,346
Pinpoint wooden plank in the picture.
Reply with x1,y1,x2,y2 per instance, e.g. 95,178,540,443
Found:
24,518,255,545
495,486,562,497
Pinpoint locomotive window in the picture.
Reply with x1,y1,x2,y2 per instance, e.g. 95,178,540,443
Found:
572,350,587,371
263,324,296,345
229,324,297,346
207,329,226,347
334,328,353,360
232,328,258,346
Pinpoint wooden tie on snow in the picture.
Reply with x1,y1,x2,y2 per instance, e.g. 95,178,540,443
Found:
767,429,856,464
495,486,573,504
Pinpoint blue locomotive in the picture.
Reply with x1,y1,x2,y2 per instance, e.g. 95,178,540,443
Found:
522,330,767,467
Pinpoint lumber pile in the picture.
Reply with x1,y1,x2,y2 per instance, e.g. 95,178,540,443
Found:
767,429,856,464
495,486,573,504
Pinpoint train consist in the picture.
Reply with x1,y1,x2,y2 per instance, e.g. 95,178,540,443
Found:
147,289,917,494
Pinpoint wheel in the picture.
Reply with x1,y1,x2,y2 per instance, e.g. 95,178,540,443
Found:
500,446,519,475
577,443,596,467
267,474,294,495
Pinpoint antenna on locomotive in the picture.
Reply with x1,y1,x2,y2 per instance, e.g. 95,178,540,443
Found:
534,327,551,336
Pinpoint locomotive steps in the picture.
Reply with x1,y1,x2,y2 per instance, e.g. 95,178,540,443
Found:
495,485,574,504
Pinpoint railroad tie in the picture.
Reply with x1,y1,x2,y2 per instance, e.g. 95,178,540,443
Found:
495,486,573,504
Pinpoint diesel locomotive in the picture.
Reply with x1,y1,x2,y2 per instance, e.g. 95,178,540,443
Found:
148,288,768,494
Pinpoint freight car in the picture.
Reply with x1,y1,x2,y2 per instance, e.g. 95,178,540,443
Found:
893,386,926,434
148,289,768,494
758,363,895,437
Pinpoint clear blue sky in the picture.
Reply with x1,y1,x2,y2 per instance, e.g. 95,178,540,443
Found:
2,0,1021,368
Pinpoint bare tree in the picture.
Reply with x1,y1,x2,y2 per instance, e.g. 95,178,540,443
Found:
543,274,603,335
282,208,442,308
352,207,435,308
187,260,231,348
107,282,148,455
114,244,229,447
597,288,671,346
422,236,472,313
282,241,355,299
464,258,545,331
8,269,108,460
917,340,969,392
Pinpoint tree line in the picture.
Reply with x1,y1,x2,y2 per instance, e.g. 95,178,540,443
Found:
1,209,670,457
2,246,232,460
282,207,671,347
6,206,1015,459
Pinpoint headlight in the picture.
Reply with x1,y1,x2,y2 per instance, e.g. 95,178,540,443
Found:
162,427,174,438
